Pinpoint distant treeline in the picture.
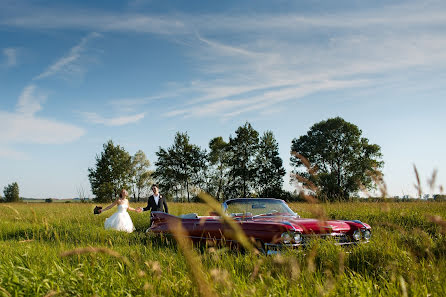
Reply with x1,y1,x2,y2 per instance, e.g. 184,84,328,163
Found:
88,118,393,203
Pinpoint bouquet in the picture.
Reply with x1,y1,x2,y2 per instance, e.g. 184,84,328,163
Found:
93,206,102,215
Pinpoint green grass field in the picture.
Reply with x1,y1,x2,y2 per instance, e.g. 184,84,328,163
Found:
0,201,445,296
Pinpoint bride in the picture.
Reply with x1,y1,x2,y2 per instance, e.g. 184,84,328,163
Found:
100,189,136,233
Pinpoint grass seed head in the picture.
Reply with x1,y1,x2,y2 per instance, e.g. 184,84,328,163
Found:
427,169,438,192
210,268,231,287
59,247,131,267
413,164,422,198
43,290,58,297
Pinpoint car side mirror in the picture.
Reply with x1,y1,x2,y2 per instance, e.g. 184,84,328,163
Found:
209,211,219,216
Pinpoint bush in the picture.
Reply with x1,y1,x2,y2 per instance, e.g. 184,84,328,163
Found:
45,198,53,203
433,194,446,201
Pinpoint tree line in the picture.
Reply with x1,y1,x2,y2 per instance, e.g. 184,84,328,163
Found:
89,118,385,203
89,122,287,202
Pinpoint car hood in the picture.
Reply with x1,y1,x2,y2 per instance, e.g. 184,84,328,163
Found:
252,216,360,234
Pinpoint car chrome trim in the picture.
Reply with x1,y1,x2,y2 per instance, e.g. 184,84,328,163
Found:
282,221,297,231
349,220,368,228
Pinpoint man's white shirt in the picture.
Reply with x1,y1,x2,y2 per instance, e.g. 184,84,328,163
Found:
153,194,160,205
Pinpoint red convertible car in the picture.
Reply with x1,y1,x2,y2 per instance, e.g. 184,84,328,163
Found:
148,198,371,251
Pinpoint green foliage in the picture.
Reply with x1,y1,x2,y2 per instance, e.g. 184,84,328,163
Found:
255,131,286,197
131,150,153,202
88,140,133,202
207,127,286,200
0,202,445,296
154,132,207,202
227,122,260,198
207,137,230,201
433,194,446,201
3,182,20,202
290,117,383,201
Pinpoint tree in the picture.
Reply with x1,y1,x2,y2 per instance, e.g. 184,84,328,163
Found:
227,122,259,198
3,182,20,202
207,136,230,201
76,185,89,203
153,147,180,200
154,132,207,202
290,117,383,201
131,150,153,202
255,131,286,197
88,140,133,202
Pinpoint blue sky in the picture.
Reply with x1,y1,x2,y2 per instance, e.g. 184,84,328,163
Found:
1,0,445,198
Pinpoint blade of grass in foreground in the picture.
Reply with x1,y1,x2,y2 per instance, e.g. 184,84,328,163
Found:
198,191,255,253
60,246,132,268
169,220,217,297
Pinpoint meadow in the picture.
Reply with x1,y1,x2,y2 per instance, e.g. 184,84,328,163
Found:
0,201,445,296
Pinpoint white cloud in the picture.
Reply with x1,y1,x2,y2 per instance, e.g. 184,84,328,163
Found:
2,1,445,35
81,112,145,126
0,111,85,144
165,79,369,119
1,9,188,35
2,0,446,120
0,85,85,159
3,47,17,66
16,84,46,115
160,1,446,119
34,32,101,80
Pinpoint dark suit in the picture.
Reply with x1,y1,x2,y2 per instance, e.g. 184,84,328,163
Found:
142,194,169,213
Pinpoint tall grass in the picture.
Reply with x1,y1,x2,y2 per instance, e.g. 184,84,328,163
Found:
0,201,445,296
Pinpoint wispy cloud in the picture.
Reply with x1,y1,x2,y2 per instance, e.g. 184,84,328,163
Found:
1,8,188,35
165,79,369,119
34,32,101,80
16,84,47,115
3,0,446,120
81,112,145,126
0,32,100,160
159,1,446,119
2,1,445,34
0,110,85,144
3,47,17,66
108,85,196,112
0,85,85,159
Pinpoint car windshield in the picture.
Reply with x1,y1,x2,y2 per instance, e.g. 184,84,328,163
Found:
224,199,297,217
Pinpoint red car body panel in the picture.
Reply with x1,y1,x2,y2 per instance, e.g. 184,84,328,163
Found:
148,198,371,248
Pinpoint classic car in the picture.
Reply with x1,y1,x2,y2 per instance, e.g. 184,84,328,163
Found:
147,198,371,252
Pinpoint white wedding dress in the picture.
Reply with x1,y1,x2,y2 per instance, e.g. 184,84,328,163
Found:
104,203,135,233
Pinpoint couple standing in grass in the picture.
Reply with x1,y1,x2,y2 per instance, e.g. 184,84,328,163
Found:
98,184,169,233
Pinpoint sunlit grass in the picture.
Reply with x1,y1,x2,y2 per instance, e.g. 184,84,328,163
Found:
0,201,445,296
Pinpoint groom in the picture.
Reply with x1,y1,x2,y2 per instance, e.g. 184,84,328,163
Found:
137,184,169,214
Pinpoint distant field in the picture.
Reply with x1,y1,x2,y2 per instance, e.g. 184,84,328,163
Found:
0,201,445,296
